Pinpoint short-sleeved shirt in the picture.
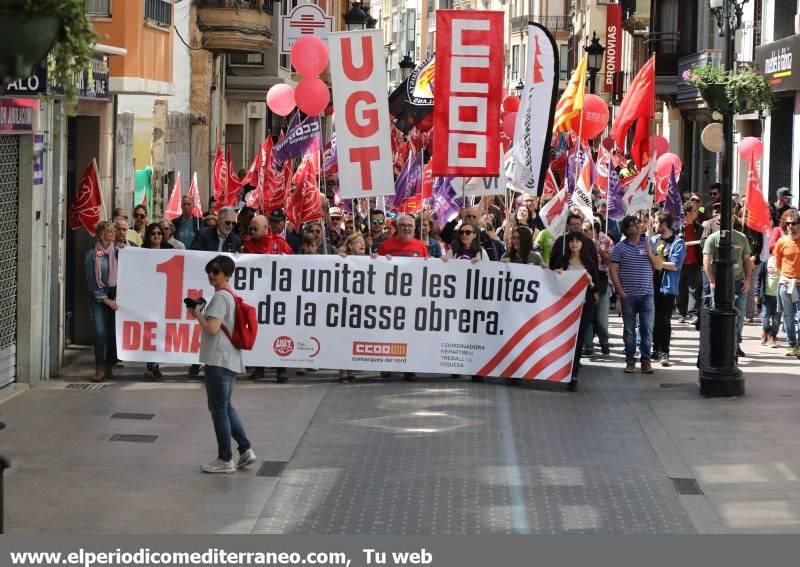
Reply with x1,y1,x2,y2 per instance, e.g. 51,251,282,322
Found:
378,237,429,257
198,290,245,373
774,235,800,280
176,220,198,249
651,233,686,295
702,230,751,282
610,237,654,297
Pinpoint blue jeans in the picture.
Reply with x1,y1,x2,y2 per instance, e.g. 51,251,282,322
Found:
88,298,117,366
761,296,780,338
734,279,747,345
621,295,654,364
204,366,251,462
779,283,800,347
584,288,610,349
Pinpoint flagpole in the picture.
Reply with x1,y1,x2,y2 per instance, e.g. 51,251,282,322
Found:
93,158,107,219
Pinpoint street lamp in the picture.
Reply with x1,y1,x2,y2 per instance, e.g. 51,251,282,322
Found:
344,1,369,31
700,0,749,398
399,53,415,80
584,31,605,94
515,79,524,94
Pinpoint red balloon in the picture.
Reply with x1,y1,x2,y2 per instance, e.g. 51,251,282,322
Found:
295,78,330,116
291,36,329,78
739,136,763,162
416,114,433,132
649,135,670,156
266,84,296,117
572,94,609,139
656,153,683,180
501,112,517,140
503,96,521,112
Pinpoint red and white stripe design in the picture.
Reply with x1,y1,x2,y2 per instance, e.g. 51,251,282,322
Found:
477,277,588,381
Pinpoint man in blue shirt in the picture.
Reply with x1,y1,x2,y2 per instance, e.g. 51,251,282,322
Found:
650,211,686,367
610,215,664,374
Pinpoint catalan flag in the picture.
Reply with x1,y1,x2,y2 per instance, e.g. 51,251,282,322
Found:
552,54,588,133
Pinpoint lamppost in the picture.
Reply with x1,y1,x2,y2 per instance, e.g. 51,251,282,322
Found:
399,53,416,81
701,0,748,398
515,79,524,94
344,1,370,31
584,31,605,94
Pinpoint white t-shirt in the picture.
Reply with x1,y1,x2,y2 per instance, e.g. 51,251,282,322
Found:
198,289,245,373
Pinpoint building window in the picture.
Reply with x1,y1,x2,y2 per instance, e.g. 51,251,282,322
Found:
144,0,172,27
229,53,265,66
559,44,569,81
86,0,111,16
511,44,519,81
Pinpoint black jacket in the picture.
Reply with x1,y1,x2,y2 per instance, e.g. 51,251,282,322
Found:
190,227,241,253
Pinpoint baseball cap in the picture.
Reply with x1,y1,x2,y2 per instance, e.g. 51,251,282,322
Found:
329,207,343,217
778,187,793,198
268,208,286,221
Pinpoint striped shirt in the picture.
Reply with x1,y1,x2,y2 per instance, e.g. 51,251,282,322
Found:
610,237,654,297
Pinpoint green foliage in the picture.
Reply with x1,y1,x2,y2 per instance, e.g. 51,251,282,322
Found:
2,0,98,110
682,63,774,114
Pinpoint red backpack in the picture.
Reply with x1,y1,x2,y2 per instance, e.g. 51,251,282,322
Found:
219,288,258,350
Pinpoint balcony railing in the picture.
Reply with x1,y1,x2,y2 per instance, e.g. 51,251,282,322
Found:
738,20,762,63
196,0,271,11
196,0,273,53
677,50,722,104
511,15,572,34
145,0,171,27
85,0,111,17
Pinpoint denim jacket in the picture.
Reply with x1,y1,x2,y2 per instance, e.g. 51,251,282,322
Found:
85,246,118,302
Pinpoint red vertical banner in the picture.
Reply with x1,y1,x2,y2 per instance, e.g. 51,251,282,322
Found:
432,10,504,177
604,3,621,94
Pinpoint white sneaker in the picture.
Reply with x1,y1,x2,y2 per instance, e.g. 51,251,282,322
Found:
201,458,235,474
237,449,257,469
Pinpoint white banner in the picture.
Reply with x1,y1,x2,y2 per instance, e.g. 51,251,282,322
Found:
463,145,507,197
115,248,587,381
510,24,558,195
329,30,394,199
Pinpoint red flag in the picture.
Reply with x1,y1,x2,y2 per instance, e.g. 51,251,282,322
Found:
164,171,183,220
542,167,558,199
263,159,291,215
745,161,772,233
213,145,243,211
421,161,434,199
187,172,203,218
139,189,147,208
595,147,611,198
70,160,103,233
286,167,323,227
611,56,655,167
246,137,274,212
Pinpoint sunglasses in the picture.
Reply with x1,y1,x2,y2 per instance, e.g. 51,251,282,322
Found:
371,219,385,225
786,221,799,227
205,267,221,275
151,232,163,236
134,213,146,219
459,230,475,235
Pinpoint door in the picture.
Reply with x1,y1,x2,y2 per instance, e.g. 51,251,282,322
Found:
0,135,19,387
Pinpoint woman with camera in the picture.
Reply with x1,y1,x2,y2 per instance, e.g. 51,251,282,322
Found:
191,255,256,474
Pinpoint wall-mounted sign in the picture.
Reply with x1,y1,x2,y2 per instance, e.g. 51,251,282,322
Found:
756,34,800,93
0,97,37,133
3,54,110,100
604,3,621,94
280,4,333,55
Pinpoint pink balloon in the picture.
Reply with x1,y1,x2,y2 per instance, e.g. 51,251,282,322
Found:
266,84,296,117
656,153,683,180
501,112,517,140
572,94,609,139
739,136,763,162
503,96,520,112
295,78,330,116
291,36,329,78
650,135,670,156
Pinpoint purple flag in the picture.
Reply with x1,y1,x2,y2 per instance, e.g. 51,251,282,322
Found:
607,168,626,221
566,143,594,194
663,164,684,230
389,150,423,208
431,176,465,227
323,134,338,174
273,114,322,165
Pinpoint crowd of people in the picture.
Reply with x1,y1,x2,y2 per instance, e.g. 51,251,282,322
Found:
85,177,800,392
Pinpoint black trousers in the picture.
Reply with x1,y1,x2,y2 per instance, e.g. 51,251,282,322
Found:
677,263,701,317
653,292,677,356
572,300,595,377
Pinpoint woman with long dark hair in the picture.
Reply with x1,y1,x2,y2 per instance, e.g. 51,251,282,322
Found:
501,226,543,265
142,223,173,380
445,221,486,262
553,231,599,391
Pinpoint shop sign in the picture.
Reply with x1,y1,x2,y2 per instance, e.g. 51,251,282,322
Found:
280,4,333,55
0,97,36,133
756,34,800,93
3,54,110,100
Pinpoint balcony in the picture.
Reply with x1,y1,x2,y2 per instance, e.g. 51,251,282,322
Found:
738,20,762,63
676,50,722,104
621,0,650,32
196,0,273,54
511,16,572,34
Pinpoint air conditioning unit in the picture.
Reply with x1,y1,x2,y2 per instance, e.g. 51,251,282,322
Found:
247,102,265,120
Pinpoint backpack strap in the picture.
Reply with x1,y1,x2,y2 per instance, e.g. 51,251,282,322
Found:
217,288,237,343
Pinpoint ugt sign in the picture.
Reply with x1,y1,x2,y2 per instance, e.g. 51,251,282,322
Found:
432,11,504,177
328,30,394,199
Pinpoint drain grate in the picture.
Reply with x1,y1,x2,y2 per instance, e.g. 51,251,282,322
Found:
109,434,158,443
66,383,108,391
256,461,286,477
110,413,155,420
670,477,704,495
660,383,697,390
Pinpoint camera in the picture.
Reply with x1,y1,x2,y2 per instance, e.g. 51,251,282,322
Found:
183,296,206,309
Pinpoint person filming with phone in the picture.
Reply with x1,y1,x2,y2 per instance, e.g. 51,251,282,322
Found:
189,255,256,474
